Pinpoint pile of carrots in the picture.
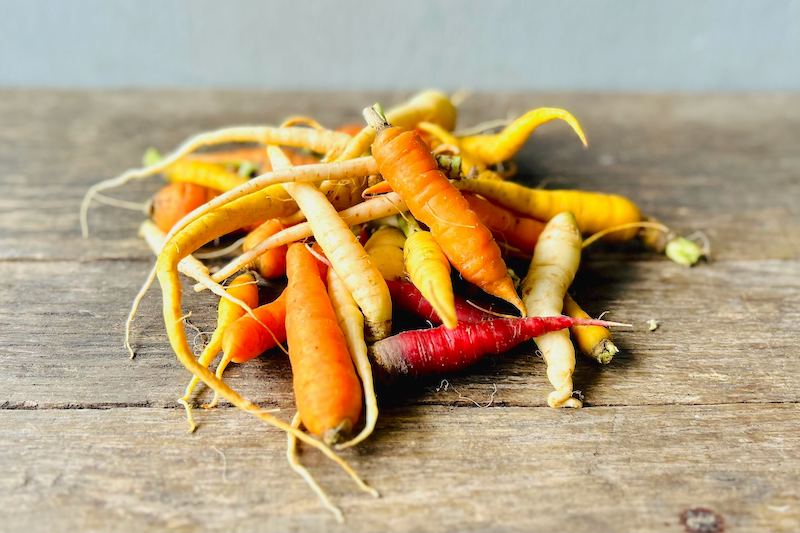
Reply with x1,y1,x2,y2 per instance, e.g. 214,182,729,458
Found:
82,90,704,520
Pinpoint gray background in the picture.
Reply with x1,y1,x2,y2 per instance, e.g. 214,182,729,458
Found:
1,0,799,90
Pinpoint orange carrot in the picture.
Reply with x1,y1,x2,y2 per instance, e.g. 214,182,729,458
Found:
463,193,545,255
150,182,217,232
364,107,525,315
285,243,362,444
243,219,287,278
222,290,288,364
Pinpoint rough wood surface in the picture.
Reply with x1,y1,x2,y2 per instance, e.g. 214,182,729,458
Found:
0,91,798,532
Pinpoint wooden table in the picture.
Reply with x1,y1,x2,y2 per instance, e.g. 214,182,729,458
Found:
1,91,798,533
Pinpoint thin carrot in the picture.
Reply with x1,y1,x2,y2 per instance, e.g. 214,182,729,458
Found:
399,217,458,329
363,226,406,281
454,179,643,241
268,146,392,340
157,156,250,192
178,273,259,431
243,219,287,279
364,106,525,315
150,182,218,232
459,107,588,165
285,244,363,444
521,212,583,408
371,316,624,378
463,193,545,255
563,294,618,364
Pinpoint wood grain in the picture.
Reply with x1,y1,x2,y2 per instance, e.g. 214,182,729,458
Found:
0,91,798,532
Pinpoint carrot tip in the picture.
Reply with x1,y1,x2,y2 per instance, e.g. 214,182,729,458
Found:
323,420,354,446
591,339,619,364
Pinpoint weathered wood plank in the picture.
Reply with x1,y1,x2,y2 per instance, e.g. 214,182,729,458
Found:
2,258,797,408
0,91,798,261
1,404,797,533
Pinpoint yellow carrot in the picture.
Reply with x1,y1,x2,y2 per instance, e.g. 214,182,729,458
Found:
454,179,642,241
460,107,588,165
521,212,583,408
400,217,458,329
563,294,618,365
363,226,406,281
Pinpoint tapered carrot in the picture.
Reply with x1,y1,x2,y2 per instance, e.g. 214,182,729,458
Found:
221,290,288,364
463,193,545,255
521,212,583,408
150,182,218,232
178,273,259,431
364,106,525,315
285,244,363,444
459,107,588,165
399,217,458,329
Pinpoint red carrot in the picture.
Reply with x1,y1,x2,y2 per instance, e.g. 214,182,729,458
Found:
371,316,624,377
386,280,490,325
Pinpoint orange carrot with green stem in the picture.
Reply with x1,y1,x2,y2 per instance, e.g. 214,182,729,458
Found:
363,105,525,315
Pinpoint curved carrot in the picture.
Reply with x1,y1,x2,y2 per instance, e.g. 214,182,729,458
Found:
285,244,363,444
364,107,524,315
460,107,588,165
162,159,249,192
455,179,642,242
521,212,583,408
463,193,545,255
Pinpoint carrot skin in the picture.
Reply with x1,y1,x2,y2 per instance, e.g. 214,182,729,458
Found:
151,182,217,232
371,316,610,377
385,280,489,325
